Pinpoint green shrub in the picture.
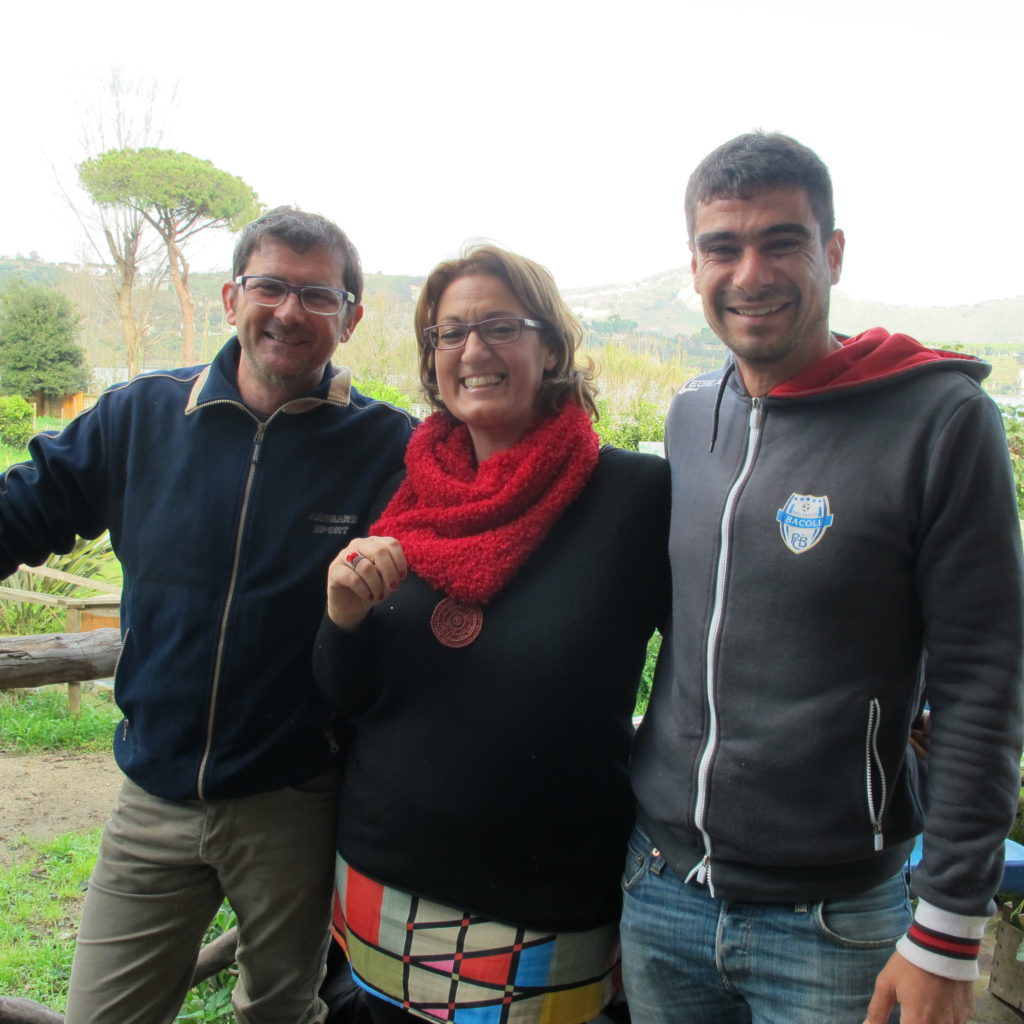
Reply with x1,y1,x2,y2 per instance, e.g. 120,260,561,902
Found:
595,398,665,452
1002,409,1024,518
0,395,34,449
634,633,661,717
354,376,415,412
177,903,238,1022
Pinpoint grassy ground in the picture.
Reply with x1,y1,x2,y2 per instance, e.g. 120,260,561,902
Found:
0,687,120,752
0,829,237,1020
0,828,100,1009
0,691,238,1020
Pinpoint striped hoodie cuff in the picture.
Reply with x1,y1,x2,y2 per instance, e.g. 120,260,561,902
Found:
895,899,988,982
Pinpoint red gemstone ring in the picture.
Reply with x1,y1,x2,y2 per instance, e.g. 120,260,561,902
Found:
345,550,364,568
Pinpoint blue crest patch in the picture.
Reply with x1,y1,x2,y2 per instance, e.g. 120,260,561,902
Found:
776,494,834,554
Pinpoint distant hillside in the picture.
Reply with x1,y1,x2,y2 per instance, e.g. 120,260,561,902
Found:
563,269,707,337
829,292,1024,348
563,268,1024,347
3,256,1021,360
0,257,65,289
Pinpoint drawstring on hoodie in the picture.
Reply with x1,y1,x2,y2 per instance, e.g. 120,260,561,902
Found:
709,362,736,453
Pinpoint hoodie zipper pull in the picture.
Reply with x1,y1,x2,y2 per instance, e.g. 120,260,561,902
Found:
251,423,266,465
685,855,711,886
750,396,764,432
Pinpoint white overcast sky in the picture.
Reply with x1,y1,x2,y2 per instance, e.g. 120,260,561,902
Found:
4,0,1020,308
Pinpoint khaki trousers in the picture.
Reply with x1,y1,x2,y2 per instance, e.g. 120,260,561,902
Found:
65,773,339,1024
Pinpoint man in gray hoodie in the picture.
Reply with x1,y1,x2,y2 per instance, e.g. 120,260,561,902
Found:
622,132,1024,1024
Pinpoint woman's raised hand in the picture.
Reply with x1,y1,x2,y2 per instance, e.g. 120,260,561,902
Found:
326,536,407,632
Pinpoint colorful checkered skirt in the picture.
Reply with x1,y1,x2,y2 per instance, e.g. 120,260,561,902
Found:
333,855,621,1024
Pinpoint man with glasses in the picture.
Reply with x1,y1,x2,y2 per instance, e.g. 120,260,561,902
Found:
621,133,1024,1024
0,207,414,1022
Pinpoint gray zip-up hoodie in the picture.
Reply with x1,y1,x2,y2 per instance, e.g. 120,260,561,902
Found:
632,327,1024,980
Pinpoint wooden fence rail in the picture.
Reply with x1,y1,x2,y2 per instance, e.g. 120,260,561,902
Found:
1,563,121,710
0,629,121,690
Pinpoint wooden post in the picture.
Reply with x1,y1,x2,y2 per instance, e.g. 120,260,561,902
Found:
64,595,120,713
64,609,85,714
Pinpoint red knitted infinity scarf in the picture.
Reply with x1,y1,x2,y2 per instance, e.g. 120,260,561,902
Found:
372,402,599,605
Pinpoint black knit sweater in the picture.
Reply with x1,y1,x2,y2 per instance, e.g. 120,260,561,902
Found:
313,446,669,931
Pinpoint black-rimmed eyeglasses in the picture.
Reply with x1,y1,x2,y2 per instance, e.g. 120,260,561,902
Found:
235,276,355,316
423,317,544,351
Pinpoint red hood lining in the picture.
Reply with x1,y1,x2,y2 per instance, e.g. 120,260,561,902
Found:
769,328,983,398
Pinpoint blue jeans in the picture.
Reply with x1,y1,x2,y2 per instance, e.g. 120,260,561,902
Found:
620,825,910,1024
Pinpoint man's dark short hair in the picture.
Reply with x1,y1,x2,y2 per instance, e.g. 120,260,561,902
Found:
685,132,835,243
231,206,364,305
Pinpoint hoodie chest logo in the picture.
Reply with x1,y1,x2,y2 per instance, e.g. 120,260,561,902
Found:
776,494,834,554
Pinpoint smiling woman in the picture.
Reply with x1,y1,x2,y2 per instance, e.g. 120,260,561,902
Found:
314,244,671,1024
413,245,599,428
428,275,557,462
